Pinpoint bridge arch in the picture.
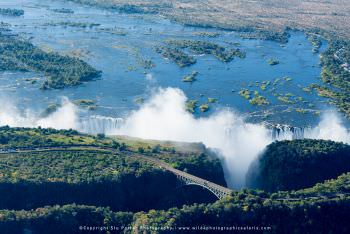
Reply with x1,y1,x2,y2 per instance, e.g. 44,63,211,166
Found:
176,182,223,200
175,174,232,200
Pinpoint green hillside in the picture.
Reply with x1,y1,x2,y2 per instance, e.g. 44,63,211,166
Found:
246,139,350,192
1,127,350,233
0,127,225,212
1,173,350,233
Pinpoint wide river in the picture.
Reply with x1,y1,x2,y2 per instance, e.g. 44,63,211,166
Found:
0,0,338,129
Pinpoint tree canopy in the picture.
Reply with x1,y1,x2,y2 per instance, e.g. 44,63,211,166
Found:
246,139,350,192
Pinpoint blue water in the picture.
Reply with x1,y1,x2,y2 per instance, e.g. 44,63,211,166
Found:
0,0,333,126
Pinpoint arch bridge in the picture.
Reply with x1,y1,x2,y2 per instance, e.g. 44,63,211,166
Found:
135,155,232,199
0,146,233,200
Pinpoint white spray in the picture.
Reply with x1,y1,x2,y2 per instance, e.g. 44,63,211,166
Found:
0,88,349,188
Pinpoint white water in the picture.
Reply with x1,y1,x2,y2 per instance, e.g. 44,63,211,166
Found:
0,88,349,188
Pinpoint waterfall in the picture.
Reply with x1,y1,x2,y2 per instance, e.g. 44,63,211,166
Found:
78,115,124,135
270,124,309,141
77,115,348,143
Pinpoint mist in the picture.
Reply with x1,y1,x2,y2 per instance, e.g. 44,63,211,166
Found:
113,88,272,187
109,88,350,187
0,97,78,130
0,88,349,188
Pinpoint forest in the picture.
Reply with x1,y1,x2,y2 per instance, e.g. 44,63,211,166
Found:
0,126,114,148
165,40,246,63
155,40,245,68
246,139,350,192
0,150,180,211
318,39,350,118
0,127,224,211
0,0,349,232
0,172,349,233
0,126,224,185
0,32,100,89
0,128,349,234
155,46,196,67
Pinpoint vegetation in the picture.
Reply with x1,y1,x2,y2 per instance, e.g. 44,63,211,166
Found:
0,150,181,211
0,33,101,89
302,87,312,93
268,58,280,66
239,88,251,99
156,39,245,67
166,40,246,63
73,99,96,106
0,127,350,232
277,95,295,104
2,172,350,233
73,99,97,110
139,59,155,69
0,127,226,211
41,104,60,117
112,135,206,155
116,4,155,14
249,91,269,106
260,81,270,91
182,71,198,83
284,76,292,82
153,152,226,186
0,126,114,148
0,127,220,181
0,204,133,234
239,89,269,106
59,0,168,14
273,77,282,86
134,97,145,104
97,27,128,36
317,39,350,118
310,84,336,99
199,104,209,112
106,136,224,185
62,0,350,41
246,139,350,192
307,33,322,53
50,8,74,14
44,21,101,28
295,108,308,114
239,30,290,43
1,1,350,231
155,46,196,67
192,31,220,38
133,171,350,233
185,100,198,113
0,8,24,17
207,98,217,103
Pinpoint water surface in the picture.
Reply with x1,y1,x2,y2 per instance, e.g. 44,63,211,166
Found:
0,0,334,127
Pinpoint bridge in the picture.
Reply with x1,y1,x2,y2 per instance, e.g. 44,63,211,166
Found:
133,155,232,199
0,145,233,199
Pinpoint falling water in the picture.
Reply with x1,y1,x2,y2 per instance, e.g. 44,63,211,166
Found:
77,115,314,141
78,115,124,135
270,124,309,140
